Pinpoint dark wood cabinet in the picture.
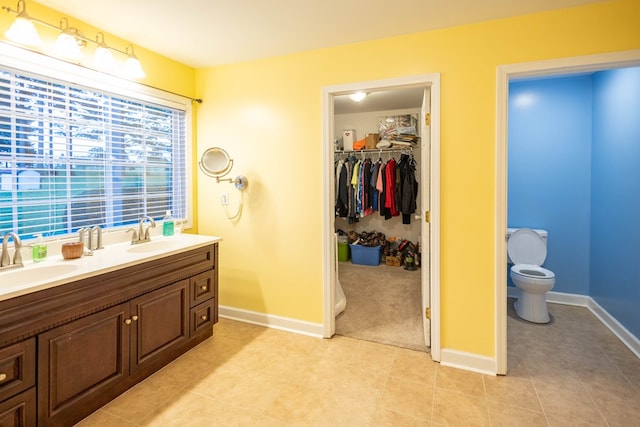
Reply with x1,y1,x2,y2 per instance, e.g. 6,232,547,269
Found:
0,242,218,427
130,279,189,373
37,304,130,426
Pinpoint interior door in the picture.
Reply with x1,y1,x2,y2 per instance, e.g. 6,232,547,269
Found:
420,87,431,346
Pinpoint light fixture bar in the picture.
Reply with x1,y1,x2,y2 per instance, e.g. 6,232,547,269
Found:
2,0,145,78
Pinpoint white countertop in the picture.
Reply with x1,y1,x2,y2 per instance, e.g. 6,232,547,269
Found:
0,233,221,302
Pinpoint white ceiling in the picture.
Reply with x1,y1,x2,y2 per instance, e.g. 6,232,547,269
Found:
33,0,601,69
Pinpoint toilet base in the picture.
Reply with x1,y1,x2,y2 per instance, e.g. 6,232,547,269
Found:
514,292,550,324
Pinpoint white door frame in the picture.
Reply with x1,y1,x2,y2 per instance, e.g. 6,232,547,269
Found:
321,73,441,360
495,49,640,375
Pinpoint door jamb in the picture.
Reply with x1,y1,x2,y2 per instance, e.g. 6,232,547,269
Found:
321,73,441,360
495,49,640,375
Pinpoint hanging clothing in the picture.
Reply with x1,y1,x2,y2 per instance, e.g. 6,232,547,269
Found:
335,159,348,218
384,158,399,218
397,154,419,224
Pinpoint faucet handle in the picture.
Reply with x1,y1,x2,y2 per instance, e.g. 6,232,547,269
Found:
126,228,139,244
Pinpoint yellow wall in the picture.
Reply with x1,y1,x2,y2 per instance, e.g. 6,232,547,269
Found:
195,0,640,357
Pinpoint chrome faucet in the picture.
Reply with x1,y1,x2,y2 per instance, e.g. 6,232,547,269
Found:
128,216,156,245
1,232,23,270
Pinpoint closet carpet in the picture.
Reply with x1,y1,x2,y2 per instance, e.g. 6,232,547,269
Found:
336,261,427,352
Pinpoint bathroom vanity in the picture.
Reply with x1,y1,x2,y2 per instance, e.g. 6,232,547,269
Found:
0,235,219,426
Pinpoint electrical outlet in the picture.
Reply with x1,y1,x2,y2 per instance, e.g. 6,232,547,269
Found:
221,192,229,206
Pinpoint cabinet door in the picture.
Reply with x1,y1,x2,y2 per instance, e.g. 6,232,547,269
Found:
37,304,130,427
0,388,36,427
130,279,189,373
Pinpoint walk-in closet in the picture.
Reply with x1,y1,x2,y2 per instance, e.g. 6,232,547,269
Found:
332,87,428,352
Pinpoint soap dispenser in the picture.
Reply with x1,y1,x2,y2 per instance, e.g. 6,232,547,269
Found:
162,210,175,236
32,233,48,262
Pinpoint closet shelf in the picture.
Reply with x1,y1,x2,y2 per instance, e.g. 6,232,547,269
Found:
335,147,415,155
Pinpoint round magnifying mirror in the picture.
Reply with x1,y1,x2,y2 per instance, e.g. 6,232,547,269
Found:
200,147,233,177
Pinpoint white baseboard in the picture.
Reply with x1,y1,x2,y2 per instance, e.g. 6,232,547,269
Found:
586,298,640,359
440,349,497,376
508,290,640,359
219,305,324,338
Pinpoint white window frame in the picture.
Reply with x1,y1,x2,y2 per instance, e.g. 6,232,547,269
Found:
0,42,193,238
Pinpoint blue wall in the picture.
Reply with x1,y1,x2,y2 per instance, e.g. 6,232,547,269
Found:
508,76,593,295
508,68,640,338
591,68,640,338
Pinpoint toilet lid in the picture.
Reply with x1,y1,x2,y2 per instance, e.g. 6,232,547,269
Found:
508,228,546,266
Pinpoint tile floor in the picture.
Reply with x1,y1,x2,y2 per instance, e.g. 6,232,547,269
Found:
77,301,640,426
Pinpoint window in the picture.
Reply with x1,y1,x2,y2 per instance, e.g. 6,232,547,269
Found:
0,47,190,240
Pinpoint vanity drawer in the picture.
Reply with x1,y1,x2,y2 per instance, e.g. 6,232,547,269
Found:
0,338,36,402
0,387,36,427
190,299,216,338
190,271,215,307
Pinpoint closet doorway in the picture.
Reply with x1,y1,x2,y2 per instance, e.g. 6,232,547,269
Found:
321,74,441,360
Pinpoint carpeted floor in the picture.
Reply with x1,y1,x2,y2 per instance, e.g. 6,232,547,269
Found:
336,261,428,352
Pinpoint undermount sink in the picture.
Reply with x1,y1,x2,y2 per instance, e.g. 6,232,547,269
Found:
126,239,183,253
0,263,81,284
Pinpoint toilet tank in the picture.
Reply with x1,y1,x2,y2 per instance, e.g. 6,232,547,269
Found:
507,228,548,264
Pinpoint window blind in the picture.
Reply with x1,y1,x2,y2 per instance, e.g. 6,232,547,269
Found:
0,65,187,240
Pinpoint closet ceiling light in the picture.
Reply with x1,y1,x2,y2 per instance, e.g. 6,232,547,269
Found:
3,0,40,46
349,92,367,103
1,0,145,80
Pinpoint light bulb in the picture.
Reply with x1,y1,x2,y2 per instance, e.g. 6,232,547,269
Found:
5,15,41,46
124,53,145,79
54,32,83,62
92,44,115,72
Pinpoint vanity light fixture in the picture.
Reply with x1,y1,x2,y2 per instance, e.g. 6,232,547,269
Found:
348,91,367,103
53,18,84,62
123,45,145,79
92,32,115,72
3,0,40,46
1,0,146,79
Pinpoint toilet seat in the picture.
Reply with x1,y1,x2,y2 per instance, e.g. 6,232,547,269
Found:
511,264,555,280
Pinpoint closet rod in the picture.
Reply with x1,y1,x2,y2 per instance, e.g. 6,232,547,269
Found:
334,147,414,155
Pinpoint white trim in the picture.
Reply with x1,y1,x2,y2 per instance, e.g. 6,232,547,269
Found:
219,305,324,338
429,75,442,361
321,74,441,361
506,290,640,359
0,42,189,107
440,349,497,376
587,298,640,359
495,49,640,376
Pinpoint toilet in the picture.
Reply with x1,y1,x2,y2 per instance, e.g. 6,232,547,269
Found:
507,228,555,323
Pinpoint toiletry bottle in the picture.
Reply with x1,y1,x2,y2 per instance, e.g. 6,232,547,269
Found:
162,210,175,236
32,233,48,262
